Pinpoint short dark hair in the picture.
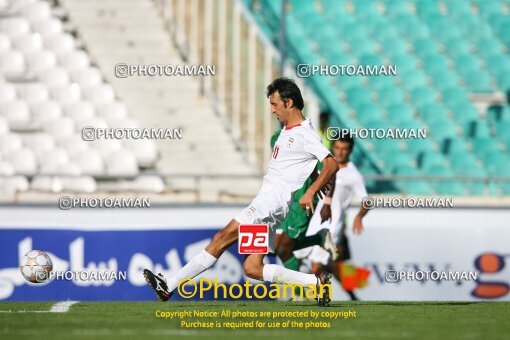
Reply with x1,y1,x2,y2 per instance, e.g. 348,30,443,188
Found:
266,77,304,110
334,134,354,151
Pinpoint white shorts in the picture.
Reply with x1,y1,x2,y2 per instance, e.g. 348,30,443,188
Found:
294,246,331,266
234,188,290,254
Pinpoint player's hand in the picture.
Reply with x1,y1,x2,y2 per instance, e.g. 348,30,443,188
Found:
320,204,332,223
299,191,315,216
353,214,364,235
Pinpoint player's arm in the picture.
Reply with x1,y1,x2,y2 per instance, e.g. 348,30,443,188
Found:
320,174,336,223
352,176,369,235
299,155,339,215
310,165,333,199
352,205,369,235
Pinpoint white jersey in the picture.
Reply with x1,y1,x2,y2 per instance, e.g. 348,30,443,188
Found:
306,161,367,243
234,118,330,253
261,118,331,203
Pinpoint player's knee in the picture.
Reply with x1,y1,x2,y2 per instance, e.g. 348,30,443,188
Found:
243,260,263,280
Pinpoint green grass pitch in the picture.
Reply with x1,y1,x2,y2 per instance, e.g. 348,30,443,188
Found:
0,301,509,340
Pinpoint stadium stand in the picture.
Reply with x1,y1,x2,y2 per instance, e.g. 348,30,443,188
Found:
246,0,510,195
1,0,510,200
0,0,261,201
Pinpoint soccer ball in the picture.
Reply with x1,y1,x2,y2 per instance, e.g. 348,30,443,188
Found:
20,250,53,283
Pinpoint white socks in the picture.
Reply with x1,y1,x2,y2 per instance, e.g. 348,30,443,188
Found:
167,253,316,293
262,264,316,286
167,250,217,292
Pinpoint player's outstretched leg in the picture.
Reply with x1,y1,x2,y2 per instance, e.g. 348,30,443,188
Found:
244,254,332,307
143,219,240,301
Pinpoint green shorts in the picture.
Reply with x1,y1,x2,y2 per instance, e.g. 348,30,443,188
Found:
278,181,318,240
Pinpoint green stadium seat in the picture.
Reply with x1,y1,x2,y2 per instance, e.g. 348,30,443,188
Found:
322,0,348,18
347,39,377,56
450,157,487,178
371,23,400,41
419,103,449,121
413,38,439,58
430,70,460,92
497,71,510,91
426,15,463,41
443,138,470,155
486,54,510,76
464,120,491,138
359,53,384,66
409,87,437,107
434,181,467,195
393,165,419,176
376,138,403,154
314,25,340,47
419,151,448,170
462,71,494,92
487,105,510,126
475,39,504,59
406,138,437,154
445,0,473,18
247,1,508,197
396,180,435,196
361,118,392,130
390,53,419,74
367,74,397,92
441,87,471,109
380,38,409,58
465,183,487,196
501,134,510,150
445,39,473,58
495,121,510,138
289,0,318,16
454,54,482,75
353,0,380,18
416,0,441,17
399,70,430,89
449,103,479,126
427,165,454,176
423,54,450,73
356,103,386,122
346,86,374,108
485,154,510,176
428,119,458,141
472,137,501,155
386,104,415,122
337,76,366,92
394,15,429,37
476,1,503,19
449,150,478,167
384,0,411,17
263,0,282,16
377,86,406,108
388,116,416,129
404,25,432,42
388,153,415,173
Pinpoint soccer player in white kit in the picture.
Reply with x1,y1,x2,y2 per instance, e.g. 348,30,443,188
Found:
294,136,369,275
143,78,339,306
